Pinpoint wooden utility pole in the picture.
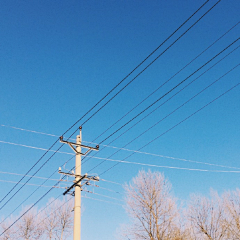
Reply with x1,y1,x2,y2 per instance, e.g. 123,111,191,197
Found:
59,127,99,240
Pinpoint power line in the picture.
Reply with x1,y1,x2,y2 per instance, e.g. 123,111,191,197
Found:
83,40,239,170
0,156,74,224
100,79,240,175
0,124,60,138
0,0,211,209
0,182,57,237
89,156,240,173
77,0,221,130
66,62,240,178
82,195,123,206
82,189,124,202
3,55,237,180
0,170,70,182
2,135,240,172
91,185,122,195
0,139,59,205
0,140,74,155
98,38,239,145
1,21,238,173
0,179,66,189
23,196,73,236
100,178,123,186
0,1,225,234
90,20,240,143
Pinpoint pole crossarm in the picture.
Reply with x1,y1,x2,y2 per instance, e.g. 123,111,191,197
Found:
59,136,99,155
63,174,87,195
63,174,100,196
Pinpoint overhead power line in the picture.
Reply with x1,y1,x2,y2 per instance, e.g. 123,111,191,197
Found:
0,170,70,182
76,0,221,131
98,38,239,145
100,78,240,175
91,20,239,143
2,137,240,172
88,156,240,173
0,139,59,205
0,155,74,225
0,179,66,189
1,60,238,222
83,39,239,169
64,0,212,134
0,0,212,210
0,1,224,234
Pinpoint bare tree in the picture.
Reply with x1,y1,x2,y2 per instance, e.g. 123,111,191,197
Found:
187,191,228,240
16,207,44,240
41,198,59,240
40,197,73,240
123,170,180,240
0,217,17,240
54,197,74,240
223,188,240,239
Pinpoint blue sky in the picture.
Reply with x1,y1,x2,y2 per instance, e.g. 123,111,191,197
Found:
0,0,240,239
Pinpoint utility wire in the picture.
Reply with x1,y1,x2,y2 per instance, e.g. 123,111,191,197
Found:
0,170,70,182
22,195,73,236
85,62,239,172
0,1,224,233
90,156,240,173
76,0,221,131
0,182,58,236
98,38,239,145
0,179,66,189
90,20,240,143
2,21,238,166
0,156,74,224
2,138,240,172
83,39,239,169
82,195,123,206
100,79,240,175
0,0,211,209
96,62,237,171
0,139,58,205
0,140,74,155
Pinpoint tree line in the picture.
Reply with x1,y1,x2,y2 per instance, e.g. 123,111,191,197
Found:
1,170,240,240
121,170,240,240
0,197,73,240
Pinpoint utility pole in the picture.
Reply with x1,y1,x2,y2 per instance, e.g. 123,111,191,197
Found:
59,126,99,240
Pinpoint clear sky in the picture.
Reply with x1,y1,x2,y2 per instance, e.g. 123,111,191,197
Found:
0,0,240,239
